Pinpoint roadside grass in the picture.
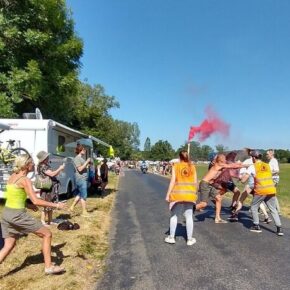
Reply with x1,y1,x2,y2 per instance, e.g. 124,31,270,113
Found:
196,163,290,217
0,173,118,290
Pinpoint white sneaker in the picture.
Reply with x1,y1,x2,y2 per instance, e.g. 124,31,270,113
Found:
164,236,176,244
187,238,196,246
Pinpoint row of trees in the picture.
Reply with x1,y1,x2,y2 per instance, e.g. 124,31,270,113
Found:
0,0,140,159
142,138,215,161
142,138,290,163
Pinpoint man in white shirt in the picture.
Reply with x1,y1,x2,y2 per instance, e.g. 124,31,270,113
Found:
266,149,281,215
241,150,283,236
234,149,272,224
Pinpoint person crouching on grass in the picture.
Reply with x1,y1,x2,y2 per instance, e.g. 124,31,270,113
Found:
165,150,198,246
196,154,247,223
0,155,67,275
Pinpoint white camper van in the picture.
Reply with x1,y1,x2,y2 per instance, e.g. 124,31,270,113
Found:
0,118,110,199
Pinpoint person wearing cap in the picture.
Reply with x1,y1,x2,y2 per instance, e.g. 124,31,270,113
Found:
266,149,281,215
234,149,272,224
37,151,65,226
240,150,284,236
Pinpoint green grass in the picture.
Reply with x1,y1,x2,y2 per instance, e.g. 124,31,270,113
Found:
196,163,290,217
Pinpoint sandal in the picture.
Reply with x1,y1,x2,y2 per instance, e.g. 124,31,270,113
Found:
45,265,65,275
215,219,228,224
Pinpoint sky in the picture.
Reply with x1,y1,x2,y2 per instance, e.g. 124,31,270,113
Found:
66,0,290,150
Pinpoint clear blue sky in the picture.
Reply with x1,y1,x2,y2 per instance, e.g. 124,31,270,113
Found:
67,0,290,150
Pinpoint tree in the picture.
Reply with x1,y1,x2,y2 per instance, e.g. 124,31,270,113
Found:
144,137,151,152
150,140,175,161
0,0,83,122
200,145,214,160
189,141,201,161
215,144,228,153
143,137,151,159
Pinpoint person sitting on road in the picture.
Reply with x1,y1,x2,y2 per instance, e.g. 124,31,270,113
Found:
0,155,66,275
165,150,198,246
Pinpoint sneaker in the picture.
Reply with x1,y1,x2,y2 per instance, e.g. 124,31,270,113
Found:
45,265,65,275
215,219,228,224
187,238,196,246
164,236,176,244
277,227,284,236
263,217,272,224
250,225,262,233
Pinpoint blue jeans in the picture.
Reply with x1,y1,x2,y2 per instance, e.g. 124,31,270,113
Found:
75,179,87,200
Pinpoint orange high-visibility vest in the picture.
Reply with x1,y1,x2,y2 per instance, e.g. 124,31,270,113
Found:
169,162,198,202
254,161,276,195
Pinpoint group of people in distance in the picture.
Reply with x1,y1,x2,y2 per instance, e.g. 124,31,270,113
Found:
165,148,283,246
0,143,109,275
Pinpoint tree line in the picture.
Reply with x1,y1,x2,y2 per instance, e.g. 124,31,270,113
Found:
1,1,289,162
0,0,139,159
141,138,290,163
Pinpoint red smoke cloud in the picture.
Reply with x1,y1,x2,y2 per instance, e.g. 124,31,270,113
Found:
188,107,230,142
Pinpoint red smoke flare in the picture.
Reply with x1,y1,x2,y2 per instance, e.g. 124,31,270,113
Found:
188,107,230,142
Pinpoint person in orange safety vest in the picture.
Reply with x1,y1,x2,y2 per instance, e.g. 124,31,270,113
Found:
240,150,284,236
165,150,198,246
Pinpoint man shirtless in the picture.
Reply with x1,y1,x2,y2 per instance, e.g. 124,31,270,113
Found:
196,154,247,223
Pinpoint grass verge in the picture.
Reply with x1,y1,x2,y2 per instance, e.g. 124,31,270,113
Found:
0,172,118,290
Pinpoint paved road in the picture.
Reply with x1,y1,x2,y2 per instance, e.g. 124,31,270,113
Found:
96,169,290,290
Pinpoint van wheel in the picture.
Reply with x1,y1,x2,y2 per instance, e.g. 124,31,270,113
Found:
66,182,73,199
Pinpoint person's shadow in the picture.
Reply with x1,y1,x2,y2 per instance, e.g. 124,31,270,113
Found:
1,242,68,277
165,223,188,241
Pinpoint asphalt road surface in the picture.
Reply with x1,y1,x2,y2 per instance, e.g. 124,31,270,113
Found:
96,169,290,290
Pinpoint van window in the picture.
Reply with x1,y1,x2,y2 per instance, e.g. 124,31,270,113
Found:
57,135,66,153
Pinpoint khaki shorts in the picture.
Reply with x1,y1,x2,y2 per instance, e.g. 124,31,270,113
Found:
1,207,43,239
199,180,219,202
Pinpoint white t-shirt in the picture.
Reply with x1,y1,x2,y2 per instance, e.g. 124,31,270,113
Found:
239,157,253,175
269,158,279,174
246,163,256,177
269,157,279,184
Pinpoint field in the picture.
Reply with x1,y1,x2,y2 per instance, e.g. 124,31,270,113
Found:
0,173,118,290
196,163,290,217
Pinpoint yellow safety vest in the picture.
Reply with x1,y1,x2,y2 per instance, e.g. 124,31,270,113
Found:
169,162,198,202
254,161,276,195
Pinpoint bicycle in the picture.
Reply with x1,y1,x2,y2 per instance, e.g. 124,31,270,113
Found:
0,139,30,165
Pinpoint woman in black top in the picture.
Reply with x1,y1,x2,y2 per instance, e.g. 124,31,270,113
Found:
36,151,64,225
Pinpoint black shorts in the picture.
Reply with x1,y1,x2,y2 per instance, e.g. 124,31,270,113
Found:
225,181,236,192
